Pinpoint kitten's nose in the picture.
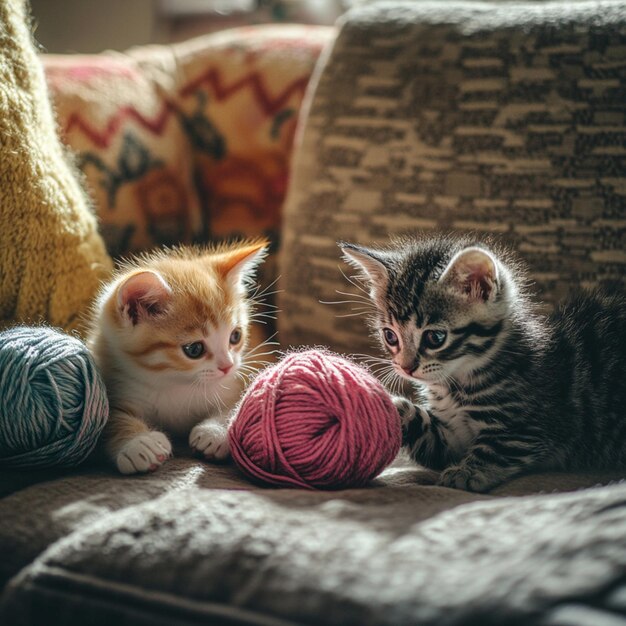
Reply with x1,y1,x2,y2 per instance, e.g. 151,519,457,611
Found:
218,364,232,375
401,359,419,376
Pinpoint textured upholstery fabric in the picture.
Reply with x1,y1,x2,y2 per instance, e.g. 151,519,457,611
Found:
0,458,624,626
278,0,626,353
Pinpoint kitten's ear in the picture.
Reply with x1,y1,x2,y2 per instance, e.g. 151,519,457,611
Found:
117,270,172,325
339,242,390,294
215,240,269,287
439,247,499,302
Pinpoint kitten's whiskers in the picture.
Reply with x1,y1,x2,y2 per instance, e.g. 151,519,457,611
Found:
339,267,370,296
249,276,281,301
320,284,378,320
246,332,280,355
187,377,204,417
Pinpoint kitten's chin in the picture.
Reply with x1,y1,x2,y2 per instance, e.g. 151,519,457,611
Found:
198,371,235,383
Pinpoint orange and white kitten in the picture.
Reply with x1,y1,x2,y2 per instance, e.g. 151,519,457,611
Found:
88,239,269,475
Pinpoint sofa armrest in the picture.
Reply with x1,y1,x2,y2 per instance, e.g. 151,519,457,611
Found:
278,0,626,354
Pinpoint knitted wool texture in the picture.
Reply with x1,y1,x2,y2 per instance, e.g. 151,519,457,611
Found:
0,0,112,335
229,350,402,490
0,326,109,468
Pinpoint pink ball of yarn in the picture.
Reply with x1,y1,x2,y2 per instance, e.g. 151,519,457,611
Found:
228,349,402,489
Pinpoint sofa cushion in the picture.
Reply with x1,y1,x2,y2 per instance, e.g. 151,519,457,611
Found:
0,448,619,593
1,468,625,626
44,25,335,263
278,0,626,353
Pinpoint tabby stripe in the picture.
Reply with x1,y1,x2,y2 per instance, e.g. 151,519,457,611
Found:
138,362,172,372
459,368,504,394
486,439,536,459
579,389,598,454
438,331,500,361
413,414,449,470
558,336,596,453
402,417,425,448
463,337,497,356
465,409,505,424
608,420,626,461
436,335,467,360
451,321,504,338
125,341,178,357
471,445,514,467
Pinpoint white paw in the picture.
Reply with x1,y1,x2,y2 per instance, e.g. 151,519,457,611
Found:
116,432,172,475
189,422,230,462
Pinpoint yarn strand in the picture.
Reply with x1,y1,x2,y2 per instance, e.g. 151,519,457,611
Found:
229,349,401,489
0,327,109,468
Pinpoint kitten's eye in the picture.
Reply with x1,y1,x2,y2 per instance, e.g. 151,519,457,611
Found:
229,328,242,345
382,328,399,347
422,330,447,350
182,341,206,359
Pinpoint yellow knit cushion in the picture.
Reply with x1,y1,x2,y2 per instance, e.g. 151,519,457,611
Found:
0,0,112,335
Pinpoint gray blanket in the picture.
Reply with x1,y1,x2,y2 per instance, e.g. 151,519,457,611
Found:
1,455,625,625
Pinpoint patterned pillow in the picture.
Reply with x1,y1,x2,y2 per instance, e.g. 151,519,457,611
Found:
45,53,203,258
278,0,626,354
44,25,335,260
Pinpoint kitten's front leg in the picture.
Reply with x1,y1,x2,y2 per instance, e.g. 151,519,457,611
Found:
105,409,172,475
190,417,230,462
393,396,453,471
438,436,539,492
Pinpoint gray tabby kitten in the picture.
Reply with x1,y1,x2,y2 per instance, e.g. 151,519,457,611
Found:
340,235,626,492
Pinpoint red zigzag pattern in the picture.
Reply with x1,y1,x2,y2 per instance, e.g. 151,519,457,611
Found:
65,68,310,149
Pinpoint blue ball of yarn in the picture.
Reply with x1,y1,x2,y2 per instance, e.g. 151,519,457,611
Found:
0,326,109,469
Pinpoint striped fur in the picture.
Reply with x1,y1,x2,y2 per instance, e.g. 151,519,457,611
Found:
341,234,626,492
